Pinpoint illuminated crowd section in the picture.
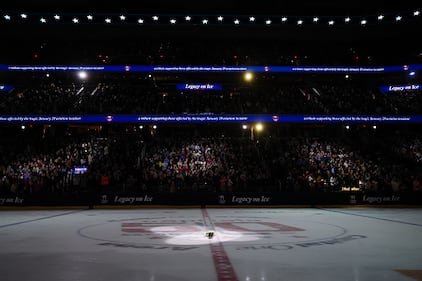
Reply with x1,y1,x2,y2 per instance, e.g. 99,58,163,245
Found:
0,122,421,200
0,65,420,119
0,66,421,199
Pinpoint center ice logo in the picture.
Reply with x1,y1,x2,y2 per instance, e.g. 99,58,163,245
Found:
114,220,306,246
79,214,361,251
120,221,305,234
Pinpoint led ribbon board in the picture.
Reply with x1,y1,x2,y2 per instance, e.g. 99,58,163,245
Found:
0,115,421,123
1,64,421,73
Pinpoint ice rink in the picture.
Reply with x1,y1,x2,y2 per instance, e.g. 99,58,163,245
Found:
1,207,422,281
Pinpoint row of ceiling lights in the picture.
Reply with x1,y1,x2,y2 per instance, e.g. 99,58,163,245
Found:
1,10,420,26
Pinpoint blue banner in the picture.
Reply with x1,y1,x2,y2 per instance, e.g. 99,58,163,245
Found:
1,64,421,73
0,84,14,91
1,115,422,123
380,84,421,93
176,83,222,90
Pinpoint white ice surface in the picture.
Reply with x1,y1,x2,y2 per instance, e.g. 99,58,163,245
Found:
0,208,421,281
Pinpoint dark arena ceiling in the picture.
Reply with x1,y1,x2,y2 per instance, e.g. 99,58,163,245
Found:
1,1,419,36
1,0,418,15
0,1,420,63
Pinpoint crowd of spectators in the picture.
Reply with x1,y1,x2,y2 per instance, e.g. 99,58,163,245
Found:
1,126,421,196
0,45,421,196
395,138,422,164
267,134,422,193
139,137,270,193
2,39,420,67
1,74,421,115
0,132,110,195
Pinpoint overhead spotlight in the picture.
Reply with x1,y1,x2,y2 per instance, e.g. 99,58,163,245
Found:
345,17,351,23
217,16,223,21
185,16,191,21
297,19,303,25
72,18,79,24
249,16,255,22
409,71,416,77
78,71,87,79
87,15,93,20
202,19,208,24
328,20,335,25
4,15,11,20
170,18,176,24
414,10,420,16
395,15,402,21
40,17,47,23
242,124,248,130
265,19,271,25
54,14,60,20
234,19,240,24
119,15,126,20
152,16,159,21
105,18,111,23
244,72,254,81
345,125,350,130
313,17,319,22
255,123,263,132
372,125,377,130
281,17,287,22
377,15,384,20
360,19,367,25
20,14,27,19
138,18,144,24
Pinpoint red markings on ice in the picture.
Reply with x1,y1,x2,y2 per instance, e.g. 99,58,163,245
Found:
121,222,305,233
121,223,198,233
210,242,238,281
